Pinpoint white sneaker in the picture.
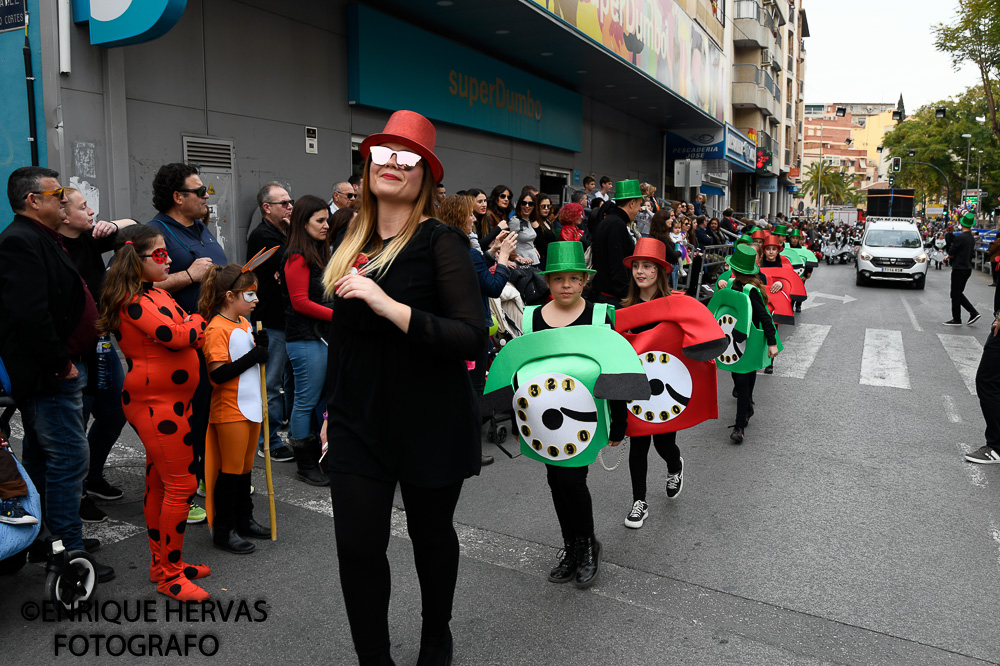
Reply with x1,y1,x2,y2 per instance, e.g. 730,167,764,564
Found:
624,500,648,529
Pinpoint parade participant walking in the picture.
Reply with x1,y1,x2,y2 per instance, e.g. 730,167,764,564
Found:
0,166,114,582
615,238,725,529
283,195,333,487
482,241,648,588
590,180,643,307
97,225,210,601
943,211,981,326
710,245,779,444
322,111,487,666
247,183,295,463
199,262,272,554
58,187,136,522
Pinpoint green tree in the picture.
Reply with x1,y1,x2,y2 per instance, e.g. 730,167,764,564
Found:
933,0,1000,143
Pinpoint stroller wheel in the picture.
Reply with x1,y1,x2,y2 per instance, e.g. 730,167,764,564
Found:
497,426,508,444
44,550,98,611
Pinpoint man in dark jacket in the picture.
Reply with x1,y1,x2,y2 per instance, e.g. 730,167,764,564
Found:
590,180,642,307
943,211,981,326
247,182,294,462
0,166,114,581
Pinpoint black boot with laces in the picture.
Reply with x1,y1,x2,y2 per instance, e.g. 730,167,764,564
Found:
547,541,578,583
573,536,602,589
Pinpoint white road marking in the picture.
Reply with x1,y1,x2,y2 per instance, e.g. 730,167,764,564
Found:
860,329,910,389
771,323,831,379
900,295,922,332
937,333,983,396
991,521,1000,570
957,443,988,488
810,292,857,304
942,395,962,423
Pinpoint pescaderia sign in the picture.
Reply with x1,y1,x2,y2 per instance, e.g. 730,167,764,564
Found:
349,5,583,152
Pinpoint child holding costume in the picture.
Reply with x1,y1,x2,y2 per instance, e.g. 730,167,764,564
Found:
716,245,779,444
199,263,272,555
97,226,210,602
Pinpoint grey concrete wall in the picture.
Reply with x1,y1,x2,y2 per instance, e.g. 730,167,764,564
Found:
53,0,665,260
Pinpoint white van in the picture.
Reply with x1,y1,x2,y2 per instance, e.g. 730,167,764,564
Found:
856,219,929,289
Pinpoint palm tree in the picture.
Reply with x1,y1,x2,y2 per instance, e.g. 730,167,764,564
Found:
800,161,847,207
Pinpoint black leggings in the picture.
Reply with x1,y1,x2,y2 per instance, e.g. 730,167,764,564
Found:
330,472,464,661
628,432,680,501
545,464,593,542
732,371,757,428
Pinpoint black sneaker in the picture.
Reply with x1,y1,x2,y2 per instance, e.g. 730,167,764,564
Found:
257,445,294,462
730,427,745,444
968,313,982,325
85,478,124,501
666,458,684,499
80,496,108,523
83,538,100,553
942,320,963,326
573,536,602,589
96,562,116,583
763,365,774,375
624,500,648,529
965,445,1000,464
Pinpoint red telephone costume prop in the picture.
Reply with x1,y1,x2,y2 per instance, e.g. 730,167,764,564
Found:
115,285,211,602
614,295,728,435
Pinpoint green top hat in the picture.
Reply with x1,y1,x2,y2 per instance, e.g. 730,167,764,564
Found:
748,226,763,235
736,234,754,245
726,244,760,276
538,241,596,275
613,179,643,201
960,210,976,227
789,228,802,238
773,224,789,236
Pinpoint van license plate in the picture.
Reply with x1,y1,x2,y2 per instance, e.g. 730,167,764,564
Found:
882,267,904,273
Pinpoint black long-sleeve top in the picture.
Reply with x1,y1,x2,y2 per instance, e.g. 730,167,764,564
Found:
590,206,636,300
950,231,974,270
531,302,629,442
325,219,488,487
728,281,777,346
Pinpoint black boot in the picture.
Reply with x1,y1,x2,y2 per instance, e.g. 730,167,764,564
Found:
235,473,270,539
416,626,453,666
548,541,578,583
573,535,601,589
212,473,255,554
289,435,329,487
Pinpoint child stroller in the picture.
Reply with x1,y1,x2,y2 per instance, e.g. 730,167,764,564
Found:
482,290,523,455
0,381,103,610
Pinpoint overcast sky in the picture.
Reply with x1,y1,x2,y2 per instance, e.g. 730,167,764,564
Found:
803,0,982,110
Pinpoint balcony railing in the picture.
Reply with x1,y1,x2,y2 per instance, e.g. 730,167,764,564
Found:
763,69,775,95
734,0,762,21
786,102,792,118
788,54,794,70
733,63,761,84
785,149,792,165
774,86,781,104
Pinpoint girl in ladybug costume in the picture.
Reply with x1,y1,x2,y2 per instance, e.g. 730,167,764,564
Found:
97,226,211,602
615,238,728,529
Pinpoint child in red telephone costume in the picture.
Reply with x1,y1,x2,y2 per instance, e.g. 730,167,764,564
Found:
97,226,211,602
615,238,728,529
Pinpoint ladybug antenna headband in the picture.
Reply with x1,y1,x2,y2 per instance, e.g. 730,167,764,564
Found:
228,246,278,291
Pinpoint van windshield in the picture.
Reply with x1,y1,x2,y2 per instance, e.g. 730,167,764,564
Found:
864,230,922,248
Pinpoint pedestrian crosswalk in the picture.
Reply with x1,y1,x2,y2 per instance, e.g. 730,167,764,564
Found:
759,323,984,395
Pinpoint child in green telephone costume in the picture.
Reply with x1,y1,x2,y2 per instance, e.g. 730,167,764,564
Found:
483,241,649,590
707,245,781,445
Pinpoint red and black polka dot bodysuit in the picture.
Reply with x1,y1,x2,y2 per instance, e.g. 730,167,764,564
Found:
114,284,208,600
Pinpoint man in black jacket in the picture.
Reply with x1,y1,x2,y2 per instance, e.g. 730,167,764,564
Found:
943,211,981,326
0,167,114,581
590,179,642,308
247,182,294,462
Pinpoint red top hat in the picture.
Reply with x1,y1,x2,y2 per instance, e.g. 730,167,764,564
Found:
750,229,767,242
623,237,673,274
360,110,444,183
762,235,782,249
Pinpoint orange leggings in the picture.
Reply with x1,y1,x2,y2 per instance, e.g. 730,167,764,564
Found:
204,421,260,528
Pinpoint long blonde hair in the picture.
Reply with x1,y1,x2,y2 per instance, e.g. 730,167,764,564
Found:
323,157,436,295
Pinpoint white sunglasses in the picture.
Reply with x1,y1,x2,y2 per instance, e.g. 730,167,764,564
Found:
369,146,422,170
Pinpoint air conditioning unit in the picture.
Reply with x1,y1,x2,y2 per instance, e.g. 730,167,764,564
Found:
761,49,772,66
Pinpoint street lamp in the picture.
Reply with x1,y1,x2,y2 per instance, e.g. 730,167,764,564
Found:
845,138,852,146
836,106,847,117
876,145,883,153
962,133,972,197
978,149,983,198
936,108,947,119
908,149,915,157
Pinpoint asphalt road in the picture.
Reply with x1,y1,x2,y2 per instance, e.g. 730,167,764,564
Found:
2,257,1000,665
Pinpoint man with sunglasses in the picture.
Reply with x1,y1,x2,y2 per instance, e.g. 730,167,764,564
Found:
0,166,115,582
328,181,356,215
246,182,295,463
147,163,229,522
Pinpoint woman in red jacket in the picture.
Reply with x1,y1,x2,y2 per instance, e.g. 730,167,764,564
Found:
97,225,210,602
283,195,333,486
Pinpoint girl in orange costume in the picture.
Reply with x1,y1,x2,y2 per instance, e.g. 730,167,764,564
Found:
97,225,211,602
199,264,270,555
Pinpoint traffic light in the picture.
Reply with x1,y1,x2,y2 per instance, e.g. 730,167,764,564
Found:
891,157,901,172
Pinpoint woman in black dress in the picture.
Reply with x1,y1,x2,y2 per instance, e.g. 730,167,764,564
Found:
322,111,487,666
